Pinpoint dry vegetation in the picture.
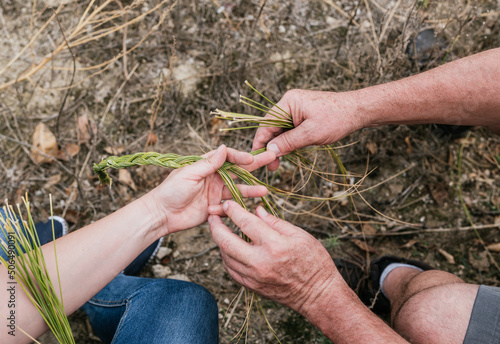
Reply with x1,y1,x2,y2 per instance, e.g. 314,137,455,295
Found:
1,0,499,343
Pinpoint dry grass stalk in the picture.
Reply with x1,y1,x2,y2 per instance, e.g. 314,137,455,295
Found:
0,0,177,91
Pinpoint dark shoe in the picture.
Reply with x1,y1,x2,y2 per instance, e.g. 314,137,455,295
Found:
34,216,69,245
432,124,473,139
406,28,446,67
335,255,433,316
123,237,163,276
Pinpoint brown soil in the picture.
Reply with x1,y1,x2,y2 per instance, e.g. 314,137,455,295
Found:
1,1,499,343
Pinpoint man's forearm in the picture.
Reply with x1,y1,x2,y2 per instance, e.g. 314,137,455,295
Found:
354,48,500,128
299,277,408,344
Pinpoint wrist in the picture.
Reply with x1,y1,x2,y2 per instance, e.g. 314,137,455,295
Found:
298,272,407,343
340,89,379,131
137,189,171,239
297,272,348,320
350,83,403,129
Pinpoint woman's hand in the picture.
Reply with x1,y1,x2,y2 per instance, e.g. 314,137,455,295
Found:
147,145,276,235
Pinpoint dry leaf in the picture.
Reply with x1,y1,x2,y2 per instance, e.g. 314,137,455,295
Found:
78,114,96,144
119,169,137,191
31,123,59,163
362,223,377,235
438,248,455,264
400,239,418,249
104,146,125,155
486,243,500,252
210,117,226,135
365,142,377,155
494,216,500,225
404,136,412,154
56,143,80,160
64,209,80,224
43,174,62,189
146,132,158,146
65,143,80,157
428,183,449,206
468,249,490,271
351,239,377,253
65,181,78,203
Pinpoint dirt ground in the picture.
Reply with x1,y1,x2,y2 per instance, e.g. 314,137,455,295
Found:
1,0,499,343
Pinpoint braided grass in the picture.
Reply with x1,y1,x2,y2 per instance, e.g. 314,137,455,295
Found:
93,148,281,218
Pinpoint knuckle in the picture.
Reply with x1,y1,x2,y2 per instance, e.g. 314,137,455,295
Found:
239,216,255,230
283,89,300,100
280,133,293,151
267,216,282,229
218,238,233,253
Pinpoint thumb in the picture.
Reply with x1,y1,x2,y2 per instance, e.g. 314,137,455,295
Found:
266,125,308,157
188,145,227,179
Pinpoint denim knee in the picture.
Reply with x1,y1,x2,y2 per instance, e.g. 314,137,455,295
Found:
84,276,219,344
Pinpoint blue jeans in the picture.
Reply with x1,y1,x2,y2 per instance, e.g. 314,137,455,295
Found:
81,274,219,344
0,208,219,343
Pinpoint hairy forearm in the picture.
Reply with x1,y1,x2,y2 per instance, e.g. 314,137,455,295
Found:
354,47,500,128
0,194,163,343
299,277,408,344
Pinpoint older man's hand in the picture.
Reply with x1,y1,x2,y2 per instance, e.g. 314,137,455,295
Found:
208,201,338,314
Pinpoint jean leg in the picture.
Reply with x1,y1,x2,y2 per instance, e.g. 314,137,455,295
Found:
0,208,25,261
81,274,219,344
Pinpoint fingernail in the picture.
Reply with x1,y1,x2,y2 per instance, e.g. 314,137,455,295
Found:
223,202,229,211
208,215,213,224
268,143,280,155
217,144,225,152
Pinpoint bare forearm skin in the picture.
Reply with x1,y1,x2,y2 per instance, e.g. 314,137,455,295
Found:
355,48,500,129
0,194,164,343
297,50,500,343
299,275,408,344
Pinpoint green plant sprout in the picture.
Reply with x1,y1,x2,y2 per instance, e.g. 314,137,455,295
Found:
0,195,75,343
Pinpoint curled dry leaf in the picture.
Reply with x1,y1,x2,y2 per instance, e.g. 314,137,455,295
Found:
404,136,412,154
65,181,78,203
146,132,158,146
351,239,377,253
56,143,80,161
43,174,62,189
400,239,418,249
78,114,97,144
104,146,125,155
118,169,137,191
486,243,500,252
361,223,377,235
438,248,455,264
429,183,449,206
365,142,377,155
64,209,80,224
31,123,60,164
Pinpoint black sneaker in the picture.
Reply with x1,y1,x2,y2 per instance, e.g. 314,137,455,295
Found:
335,255,433,316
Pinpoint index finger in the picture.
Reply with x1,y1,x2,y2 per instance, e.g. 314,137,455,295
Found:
222,201,278,244
208,215,254,265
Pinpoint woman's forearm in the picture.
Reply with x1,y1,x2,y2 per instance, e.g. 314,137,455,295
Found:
0,193,163,342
